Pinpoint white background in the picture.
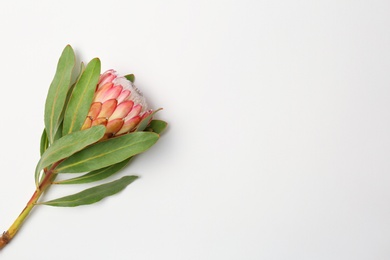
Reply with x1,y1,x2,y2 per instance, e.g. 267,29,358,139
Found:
0,0,389,259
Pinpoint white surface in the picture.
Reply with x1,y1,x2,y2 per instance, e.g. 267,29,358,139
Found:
0,0,389,259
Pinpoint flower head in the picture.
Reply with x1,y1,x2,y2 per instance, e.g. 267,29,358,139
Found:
82,70,152,138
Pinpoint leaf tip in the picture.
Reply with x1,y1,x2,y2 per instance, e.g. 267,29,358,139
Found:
125,74,135,83
92,57,101,63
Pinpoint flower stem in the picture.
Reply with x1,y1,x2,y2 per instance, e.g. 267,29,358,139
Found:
0,164,59,250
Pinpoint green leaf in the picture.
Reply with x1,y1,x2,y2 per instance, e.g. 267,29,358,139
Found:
78,62,86,78
63,58,101,135
145,120,168,134
124,74,135,83
40,129,49,156
136,108,162,132
54,158,131,184
35,125,105,186
53,121,63,142
56,132,159,173
44,45,76,144
51,63,86,142
41,175,138,207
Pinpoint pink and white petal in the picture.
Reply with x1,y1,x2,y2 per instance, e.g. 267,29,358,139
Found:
125,105,142,120
98,70,117,87
94,83,113,102
109,100,134,120
117,90,131,103
100,85,123,103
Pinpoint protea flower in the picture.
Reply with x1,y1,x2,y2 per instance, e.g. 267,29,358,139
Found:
82,70,152,138
0,45,166,251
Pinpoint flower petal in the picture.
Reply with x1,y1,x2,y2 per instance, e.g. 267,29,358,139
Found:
92,117,108,126
98,99,117,119
116,116,141,135
125,105,142,120
109,100,134,120
81,117,92,130
98,70,116,87
87,102,102,120
100,86,123,103
94,83,113,102
117,90,131,103
106,118,124,134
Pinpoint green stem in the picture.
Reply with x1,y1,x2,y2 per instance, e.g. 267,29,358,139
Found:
0,164,59,250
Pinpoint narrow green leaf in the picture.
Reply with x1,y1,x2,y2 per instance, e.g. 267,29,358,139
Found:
78,62,86,77
54,158,131,184
56,132,159,173
54,62,87,142
44,45,76,144
40,129,49,156
41,175,138,207
66,62,86,103
145,120,168,134
35,125,105,186
136,108,162,132
63,58,101,135
53,121,63,142
124,74,135,83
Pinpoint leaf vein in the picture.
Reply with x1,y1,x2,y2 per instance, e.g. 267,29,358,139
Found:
57,138,152,172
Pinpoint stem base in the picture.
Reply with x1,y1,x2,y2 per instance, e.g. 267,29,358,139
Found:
0,231,10,249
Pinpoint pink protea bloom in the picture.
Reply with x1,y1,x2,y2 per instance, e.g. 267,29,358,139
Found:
82,70,152,138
